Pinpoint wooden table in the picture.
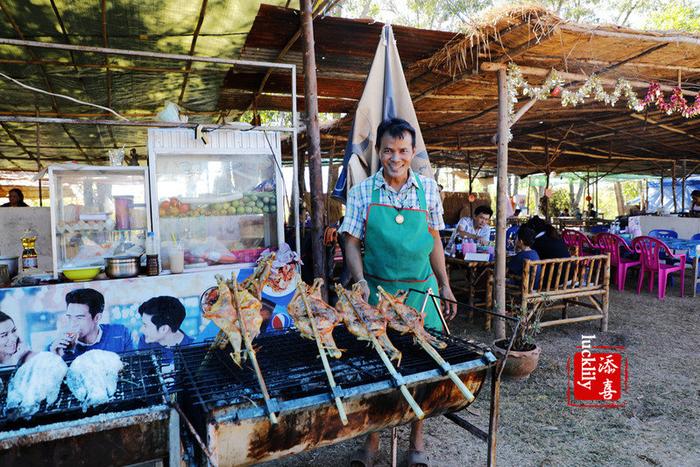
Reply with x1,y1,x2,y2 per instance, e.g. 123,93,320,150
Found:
445,255,494,330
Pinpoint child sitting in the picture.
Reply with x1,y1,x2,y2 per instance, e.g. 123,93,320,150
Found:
508,227,540,284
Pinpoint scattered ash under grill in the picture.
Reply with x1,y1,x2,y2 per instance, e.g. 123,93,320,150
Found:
174,326,489,412
0,349,168,432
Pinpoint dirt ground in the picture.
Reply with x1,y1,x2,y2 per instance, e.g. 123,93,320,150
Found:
264,278,700,467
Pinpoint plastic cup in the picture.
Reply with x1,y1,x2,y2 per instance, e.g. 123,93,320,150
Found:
169,245,185,274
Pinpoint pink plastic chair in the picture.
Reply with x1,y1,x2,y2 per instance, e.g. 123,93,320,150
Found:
561,229,597,256
631,236,686,299
595,233,640,291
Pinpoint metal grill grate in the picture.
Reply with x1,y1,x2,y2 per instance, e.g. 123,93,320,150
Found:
173,326,491,412
0,349,168,431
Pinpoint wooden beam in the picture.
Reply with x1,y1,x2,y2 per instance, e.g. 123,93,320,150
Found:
177,0,208,106
629,113,700,144
520,54,700,74
561,24,700,47
236,0,335,119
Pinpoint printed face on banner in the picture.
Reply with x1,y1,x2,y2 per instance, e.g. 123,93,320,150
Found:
0,266,298,361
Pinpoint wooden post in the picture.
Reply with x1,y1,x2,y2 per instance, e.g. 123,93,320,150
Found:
660,174,664,210
494,68,509,340
301,0,327,288
595,166,599,215
682,160,687,212
644,179,649,211
672,162,678,213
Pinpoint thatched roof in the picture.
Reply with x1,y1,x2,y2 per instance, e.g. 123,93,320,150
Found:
226,4,700,176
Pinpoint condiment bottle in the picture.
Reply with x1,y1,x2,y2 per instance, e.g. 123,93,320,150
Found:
21,228,38,270
455,235,464,259
145,231,159,276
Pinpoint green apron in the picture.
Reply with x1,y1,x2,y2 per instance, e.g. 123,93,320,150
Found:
363,173,443,331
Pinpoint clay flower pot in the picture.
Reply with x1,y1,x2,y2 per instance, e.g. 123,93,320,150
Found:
492,339,541,381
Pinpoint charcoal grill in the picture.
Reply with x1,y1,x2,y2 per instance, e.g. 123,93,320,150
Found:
0,349,180,467
175,324,500,466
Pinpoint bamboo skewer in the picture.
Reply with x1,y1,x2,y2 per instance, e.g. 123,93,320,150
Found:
336,286,425,420
296,280,348,425
381,287,474,403
231,276,278,425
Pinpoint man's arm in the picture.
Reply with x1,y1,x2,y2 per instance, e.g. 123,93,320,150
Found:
343,233,369,300
429,228,457,320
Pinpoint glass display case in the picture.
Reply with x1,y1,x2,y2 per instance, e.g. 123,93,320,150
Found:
148,128,283,271
49,165,151,275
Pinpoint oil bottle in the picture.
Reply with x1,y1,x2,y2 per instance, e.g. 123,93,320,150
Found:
21,228,38,270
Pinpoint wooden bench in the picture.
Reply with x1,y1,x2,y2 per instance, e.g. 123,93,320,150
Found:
508,254,610,331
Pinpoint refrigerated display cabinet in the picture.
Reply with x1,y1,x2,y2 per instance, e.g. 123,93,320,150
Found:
148,128,283,272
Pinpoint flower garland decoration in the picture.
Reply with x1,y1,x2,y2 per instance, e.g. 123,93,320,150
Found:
506,63,700,124
642,82,700,118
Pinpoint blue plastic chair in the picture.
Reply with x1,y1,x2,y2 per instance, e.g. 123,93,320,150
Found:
649,229,678,240
691,233,700,241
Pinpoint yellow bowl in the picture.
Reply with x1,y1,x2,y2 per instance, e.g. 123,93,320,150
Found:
62,267,102,282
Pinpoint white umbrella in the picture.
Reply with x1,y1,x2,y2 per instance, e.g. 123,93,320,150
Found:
332,24,432,202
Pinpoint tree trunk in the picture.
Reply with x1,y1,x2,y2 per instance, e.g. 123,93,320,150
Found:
301,0,327,292
614,182,625,216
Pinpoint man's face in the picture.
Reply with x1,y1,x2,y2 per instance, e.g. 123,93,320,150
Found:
140,313,169,344
0,319,19,356
473,213,491,229
379,131,415,182
65,303,100,339
8,191,19,206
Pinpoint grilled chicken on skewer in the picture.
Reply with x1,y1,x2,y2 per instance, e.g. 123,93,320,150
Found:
334,283,401,364
287,278,342,358
377,286,447,350
201,254,274,366
240,253,275,300
203,273,263,366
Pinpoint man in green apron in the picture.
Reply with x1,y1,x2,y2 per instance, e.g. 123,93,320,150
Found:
339,118,456,467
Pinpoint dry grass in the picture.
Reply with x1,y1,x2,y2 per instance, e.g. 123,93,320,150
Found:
264,277,700,466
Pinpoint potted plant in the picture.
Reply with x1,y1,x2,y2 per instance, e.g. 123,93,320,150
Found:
492,301,544,380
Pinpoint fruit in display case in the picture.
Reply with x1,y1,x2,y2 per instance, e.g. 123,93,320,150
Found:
159,192,277,218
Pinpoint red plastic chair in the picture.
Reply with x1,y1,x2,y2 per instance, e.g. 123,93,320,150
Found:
595,233,640,291
561,229,597,256
631,236,686,299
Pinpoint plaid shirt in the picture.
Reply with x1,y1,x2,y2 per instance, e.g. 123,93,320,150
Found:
339,169,444,240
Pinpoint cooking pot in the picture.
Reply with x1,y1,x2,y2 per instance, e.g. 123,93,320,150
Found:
0,256,19,279
105,255,140,279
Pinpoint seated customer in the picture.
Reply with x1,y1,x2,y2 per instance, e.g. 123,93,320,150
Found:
689,190,700,217
448,205,493,249
526,216,570,260
508,227,540,277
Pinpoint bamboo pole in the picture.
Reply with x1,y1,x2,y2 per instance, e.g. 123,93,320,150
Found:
335,286,425,419
296,281,348,425
230,276,278,425
301,0,327,292
682,160,687,212
494,68,509,340
672,162,678,213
